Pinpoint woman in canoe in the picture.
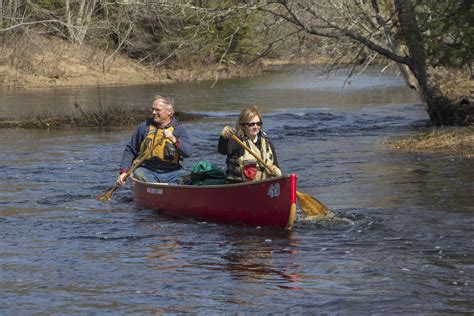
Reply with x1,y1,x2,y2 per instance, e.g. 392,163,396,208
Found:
218,106,282,183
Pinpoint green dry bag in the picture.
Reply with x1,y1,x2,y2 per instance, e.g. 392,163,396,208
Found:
190,161,226,185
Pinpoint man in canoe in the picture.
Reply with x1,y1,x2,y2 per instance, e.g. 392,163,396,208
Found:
116,95,193,186
218,105,281,183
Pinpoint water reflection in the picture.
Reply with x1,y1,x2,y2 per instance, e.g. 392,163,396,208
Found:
142,220,303,291
219,231,303,290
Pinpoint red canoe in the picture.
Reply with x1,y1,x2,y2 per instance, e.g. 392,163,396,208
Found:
131,174,298,229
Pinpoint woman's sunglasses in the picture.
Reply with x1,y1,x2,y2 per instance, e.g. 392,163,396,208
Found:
242,121,262,127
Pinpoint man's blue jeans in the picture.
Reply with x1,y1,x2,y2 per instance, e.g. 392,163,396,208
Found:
134,167,188,184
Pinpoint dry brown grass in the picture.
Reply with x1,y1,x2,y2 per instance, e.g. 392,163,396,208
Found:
0,34,168,89
387,127,474,158
0,34,265,90
429,67,473,103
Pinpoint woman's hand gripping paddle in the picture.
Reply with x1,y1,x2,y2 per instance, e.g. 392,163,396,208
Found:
230,134,331,217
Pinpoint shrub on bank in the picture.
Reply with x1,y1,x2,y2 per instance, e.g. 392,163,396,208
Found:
0,107,204,130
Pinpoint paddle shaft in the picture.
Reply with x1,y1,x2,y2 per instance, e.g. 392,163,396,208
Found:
120,130,167,184
98,130,167,201
231,135,330,216
230,134,276,175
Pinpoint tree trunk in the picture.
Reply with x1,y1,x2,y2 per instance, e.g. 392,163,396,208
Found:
64,0,97,45
0,0,4,28
392,0,428,93
377,0,417,90
261,0,473,125
393,0,461,125
65,0,74,42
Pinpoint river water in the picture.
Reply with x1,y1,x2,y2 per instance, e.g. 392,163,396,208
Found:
1,70,473,314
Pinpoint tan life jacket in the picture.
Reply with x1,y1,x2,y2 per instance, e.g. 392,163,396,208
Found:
238,136,275,182
139,125,180,164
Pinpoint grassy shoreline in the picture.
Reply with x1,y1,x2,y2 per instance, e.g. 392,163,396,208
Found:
386,126,474,158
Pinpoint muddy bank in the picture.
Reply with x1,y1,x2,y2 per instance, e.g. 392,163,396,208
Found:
0,108,204,130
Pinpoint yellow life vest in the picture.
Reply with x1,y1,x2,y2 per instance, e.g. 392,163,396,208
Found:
139,125,180,165
238,136,275,182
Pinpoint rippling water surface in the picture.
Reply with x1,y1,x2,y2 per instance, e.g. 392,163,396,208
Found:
1,71,473,314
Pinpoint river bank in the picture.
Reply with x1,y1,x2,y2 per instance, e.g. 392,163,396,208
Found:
1,35,472,158
0,35,267,90
2,35,471,103
0,34,348,90
387,126,474,159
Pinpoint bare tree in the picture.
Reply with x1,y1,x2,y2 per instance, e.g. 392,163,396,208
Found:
0,0,3,27
97,1,136,72
65,0,98,44
1,0,469,126
244,0,473,125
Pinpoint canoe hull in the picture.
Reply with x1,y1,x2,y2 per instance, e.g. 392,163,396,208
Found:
131,174,297,229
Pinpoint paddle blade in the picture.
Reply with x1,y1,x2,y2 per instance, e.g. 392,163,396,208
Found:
96,185,117,202
296,191,330,217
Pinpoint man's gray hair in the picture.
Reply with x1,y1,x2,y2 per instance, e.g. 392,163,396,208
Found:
152,95,175,113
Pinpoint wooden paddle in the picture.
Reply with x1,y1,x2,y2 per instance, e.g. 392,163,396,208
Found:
230,134,330,217
96,131,167,202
